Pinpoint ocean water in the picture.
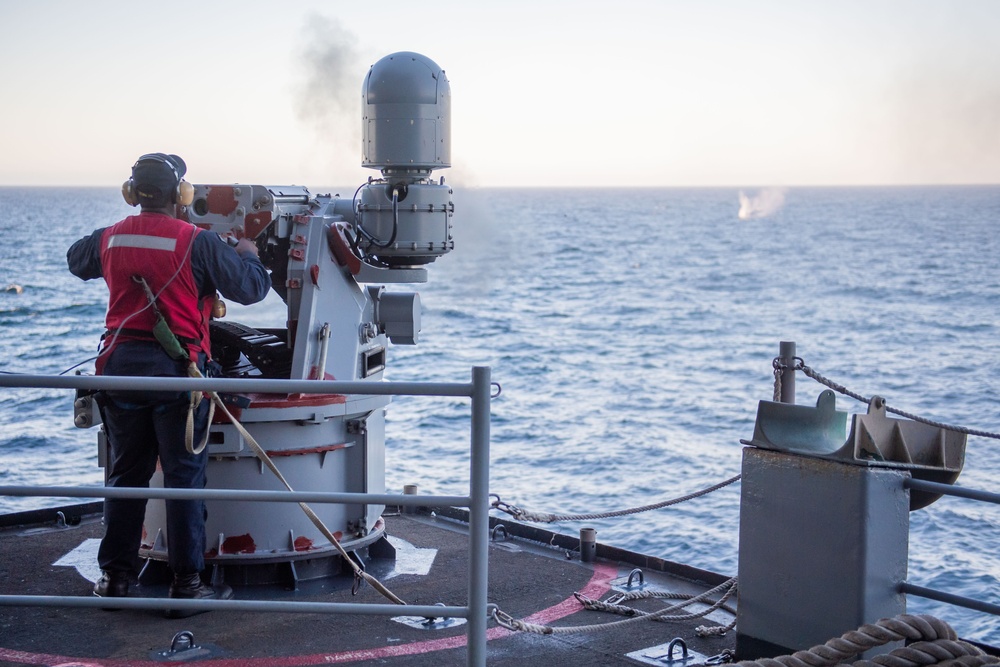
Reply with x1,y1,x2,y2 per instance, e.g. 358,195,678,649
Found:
1,185,998,643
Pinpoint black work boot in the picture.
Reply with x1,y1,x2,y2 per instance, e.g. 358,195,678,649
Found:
165,573,233,619
93,570,130,611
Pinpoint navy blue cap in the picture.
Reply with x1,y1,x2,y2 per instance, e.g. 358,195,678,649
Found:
132,153,186,205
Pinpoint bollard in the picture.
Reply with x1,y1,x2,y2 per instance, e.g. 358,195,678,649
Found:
779,341,796,404
580,527,597,563
403,484,418,515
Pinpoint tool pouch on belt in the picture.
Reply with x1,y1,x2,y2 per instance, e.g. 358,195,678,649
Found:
152,314,190,362
134,275,211,454
135,274,193,364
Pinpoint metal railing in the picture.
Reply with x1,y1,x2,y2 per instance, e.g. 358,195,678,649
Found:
0,366,493,667
774,340,1000,628
901,478,1000,618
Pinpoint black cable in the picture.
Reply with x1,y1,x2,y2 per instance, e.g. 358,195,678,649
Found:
355,184,400,250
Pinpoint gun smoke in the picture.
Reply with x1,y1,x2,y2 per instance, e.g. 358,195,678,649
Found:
295,15,370,184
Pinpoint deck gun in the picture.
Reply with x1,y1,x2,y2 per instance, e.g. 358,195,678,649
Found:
185,49,453,382
78,52,455,583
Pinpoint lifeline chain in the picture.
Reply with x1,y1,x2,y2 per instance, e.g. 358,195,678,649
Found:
773,356,1000,440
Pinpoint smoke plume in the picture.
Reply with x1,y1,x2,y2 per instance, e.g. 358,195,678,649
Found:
295,15,370,183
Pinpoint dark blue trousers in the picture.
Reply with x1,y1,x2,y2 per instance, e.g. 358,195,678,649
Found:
97,342,209,577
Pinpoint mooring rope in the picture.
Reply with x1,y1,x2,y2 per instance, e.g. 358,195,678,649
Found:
490,474,741,523
494,584,997,667
575,579,739,637
600,586,738,619
732,614,999,667
773,357,1000,441
492,576,737,636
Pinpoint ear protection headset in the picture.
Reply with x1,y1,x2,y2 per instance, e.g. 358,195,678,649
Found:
121,154,194,207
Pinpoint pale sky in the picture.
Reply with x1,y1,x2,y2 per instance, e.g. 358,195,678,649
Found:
1,0,998,188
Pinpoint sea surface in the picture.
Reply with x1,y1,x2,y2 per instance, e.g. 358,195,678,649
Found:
1,185,998,643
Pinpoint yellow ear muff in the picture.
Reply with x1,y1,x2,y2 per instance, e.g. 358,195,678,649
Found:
122,179,139,206
177,180,194,207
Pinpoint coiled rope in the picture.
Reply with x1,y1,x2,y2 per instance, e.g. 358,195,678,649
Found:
733,614,999,667
492,576,737,636
183,361,214,454
490,474,741,523
773,357,1000,441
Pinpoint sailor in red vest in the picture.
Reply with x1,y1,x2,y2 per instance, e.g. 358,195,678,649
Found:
67,153,270,616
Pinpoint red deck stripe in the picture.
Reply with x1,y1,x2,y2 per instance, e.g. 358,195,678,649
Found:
0,562,618,666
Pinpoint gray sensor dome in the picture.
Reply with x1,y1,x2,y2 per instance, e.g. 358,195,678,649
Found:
362,52,451,174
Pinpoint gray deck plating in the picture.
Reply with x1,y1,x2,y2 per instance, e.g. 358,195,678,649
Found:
0,508,735,666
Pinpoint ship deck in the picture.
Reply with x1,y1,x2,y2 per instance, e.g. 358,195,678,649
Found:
0,504,736,667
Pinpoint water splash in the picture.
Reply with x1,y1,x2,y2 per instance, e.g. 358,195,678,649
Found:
738,188,787,219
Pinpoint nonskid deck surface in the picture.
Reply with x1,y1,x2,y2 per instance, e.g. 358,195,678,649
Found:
0,510,735,666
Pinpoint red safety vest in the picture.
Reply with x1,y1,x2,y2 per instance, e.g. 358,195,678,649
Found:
98,213,212,371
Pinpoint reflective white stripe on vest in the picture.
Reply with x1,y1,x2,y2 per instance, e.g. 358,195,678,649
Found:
106,234,178,252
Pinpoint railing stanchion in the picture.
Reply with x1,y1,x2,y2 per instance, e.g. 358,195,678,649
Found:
467,366,491,667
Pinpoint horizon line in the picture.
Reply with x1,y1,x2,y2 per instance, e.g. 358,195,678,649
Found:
0,182,997,190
